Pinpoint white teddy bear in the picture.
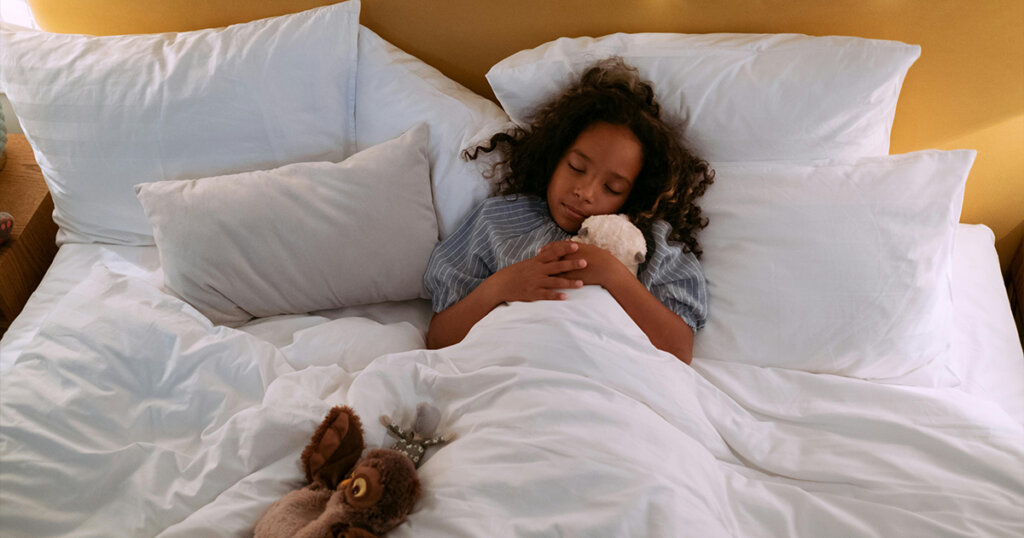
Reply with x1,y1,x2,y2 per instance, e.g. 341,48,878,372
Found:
570,214,647,275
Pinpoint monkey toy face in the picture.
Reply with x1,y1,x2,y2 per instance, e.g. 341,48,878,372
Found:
343,463,383,509
336,449,421,535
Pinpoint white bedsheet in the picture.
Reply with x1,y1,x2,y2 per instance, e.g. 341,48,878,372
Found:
4,224,1021,423
1,259,1022,536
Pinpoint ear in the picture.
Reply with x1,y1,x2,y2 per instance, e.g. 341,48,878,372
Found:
301,406,366,489
578,226,590,238
413,403,441,437
634,251,645,264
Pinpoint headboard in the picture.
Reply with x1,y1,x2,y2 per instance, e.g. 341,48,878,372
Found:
21,0,1024,270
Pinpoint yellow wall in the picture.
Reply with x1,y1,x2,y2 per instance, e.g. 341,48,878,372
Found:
25,0,1024,270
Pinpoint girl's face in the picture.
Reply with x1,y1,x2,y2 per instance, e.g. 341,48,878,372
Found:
547,121,643,233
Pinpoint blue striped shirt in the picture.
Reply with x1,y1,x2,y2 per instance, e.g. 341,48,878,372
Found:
424,195,708,331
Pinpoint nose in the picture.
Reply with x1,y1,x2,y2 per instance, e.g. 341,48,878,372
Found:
573,177,599,203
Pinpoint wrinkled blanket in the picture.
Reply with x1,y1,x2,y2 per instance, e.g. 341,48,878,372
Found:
2,266,1022,537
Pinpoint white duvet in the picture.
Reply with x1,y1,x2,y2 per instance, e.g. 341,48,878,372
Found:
2,265,1022,537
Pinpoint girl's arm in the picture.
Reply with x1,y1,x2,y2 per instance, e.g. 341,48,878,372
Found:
549,241,696,364
604,268,696,364
426,241,586,349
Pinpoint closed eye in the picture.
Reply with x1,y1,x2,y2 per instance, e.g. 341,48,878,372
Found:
568,163,584,174
605,185,623,195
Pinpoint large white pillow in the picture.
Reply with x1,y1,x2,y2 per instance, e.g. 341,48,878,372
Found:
486,32,920,162
135,124,437,327
694,150,976,385
354,25,511,238
0,0,360,245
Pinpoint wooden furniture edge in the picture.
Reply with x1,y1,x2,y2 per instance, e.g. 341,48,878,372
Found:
1009,234,1024,350
0,134,59,329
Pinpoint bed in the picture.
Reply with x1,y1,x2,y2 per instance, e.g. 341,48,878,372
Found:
1,1,1022,536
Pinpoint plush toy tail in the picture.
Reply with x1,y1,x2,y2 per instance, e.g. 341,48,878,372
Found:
301,406,366,489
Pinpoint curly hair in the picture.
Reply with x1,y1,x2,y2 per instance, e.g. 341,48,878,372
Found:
465,57,715,257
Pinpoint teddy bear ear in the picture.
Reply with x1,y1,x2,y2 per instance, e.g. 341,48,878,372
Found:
578,226,590,238
413,403,442,437
634,251,645,264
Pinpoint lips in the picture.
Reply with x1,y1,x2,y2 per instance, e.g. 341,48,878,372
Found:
562,203,588,222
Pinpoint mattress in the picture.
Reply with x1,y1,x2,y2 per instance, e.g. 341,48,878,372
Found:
3,224,1021,424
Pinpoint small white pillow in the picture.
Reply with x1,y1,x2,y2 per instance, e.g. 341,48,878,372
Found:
0,0,360,245
486,32,920,162
355,25,511,238
694,150,975,385
135,124,437,327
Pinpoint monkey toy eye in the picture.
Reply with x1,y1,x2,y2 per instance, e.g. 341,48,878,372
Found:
343,465,382,507
350,477,368,498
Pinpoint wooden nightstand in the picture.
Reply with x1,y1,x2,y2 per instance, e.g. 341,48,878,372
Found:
0,134,59,333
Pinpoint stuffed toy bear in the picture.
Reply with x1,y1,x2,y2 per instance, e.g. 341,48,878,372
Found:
571,214,647,275
254,405,434,538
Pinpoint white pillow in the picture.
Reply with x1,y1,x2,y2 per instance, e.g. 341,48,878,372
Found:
486,32,920,162
135,124,437,327
0,1,360,245
694,150,976,385
355,25,511,238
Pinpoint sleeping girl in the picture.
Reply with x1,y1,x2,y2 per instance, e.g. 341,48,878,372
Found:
423,57,714,364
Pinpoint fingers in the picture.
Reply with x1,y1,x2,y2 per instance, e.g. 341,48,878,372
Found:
548,277,584,290
546,258,586,275
536,240,579,262
530,278,583,301
510,275,583,303
503,241,590,303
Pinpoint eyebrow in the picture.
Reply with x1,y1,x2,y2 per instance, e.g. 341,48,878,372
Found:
569,149,634,183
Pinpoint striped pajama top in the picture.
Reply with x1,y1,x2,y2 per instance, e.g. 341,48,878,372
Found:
423,195,708,331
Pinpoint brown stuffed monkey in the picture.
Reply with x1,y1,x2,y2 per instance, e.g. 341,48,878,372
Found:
254,406,421,538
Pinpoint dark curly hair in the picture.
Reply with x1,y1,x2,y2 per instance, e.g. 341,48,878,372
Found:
465,57,715,257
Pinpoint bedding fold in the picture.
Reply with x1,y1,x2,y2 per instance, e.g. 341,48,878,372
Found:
1,270,1021,537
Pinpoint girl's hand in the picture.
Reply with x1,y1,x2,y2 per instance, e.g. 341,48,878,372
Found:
539,241,695,364
546,241,633,288
426,240,586,349
488,240,586,302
